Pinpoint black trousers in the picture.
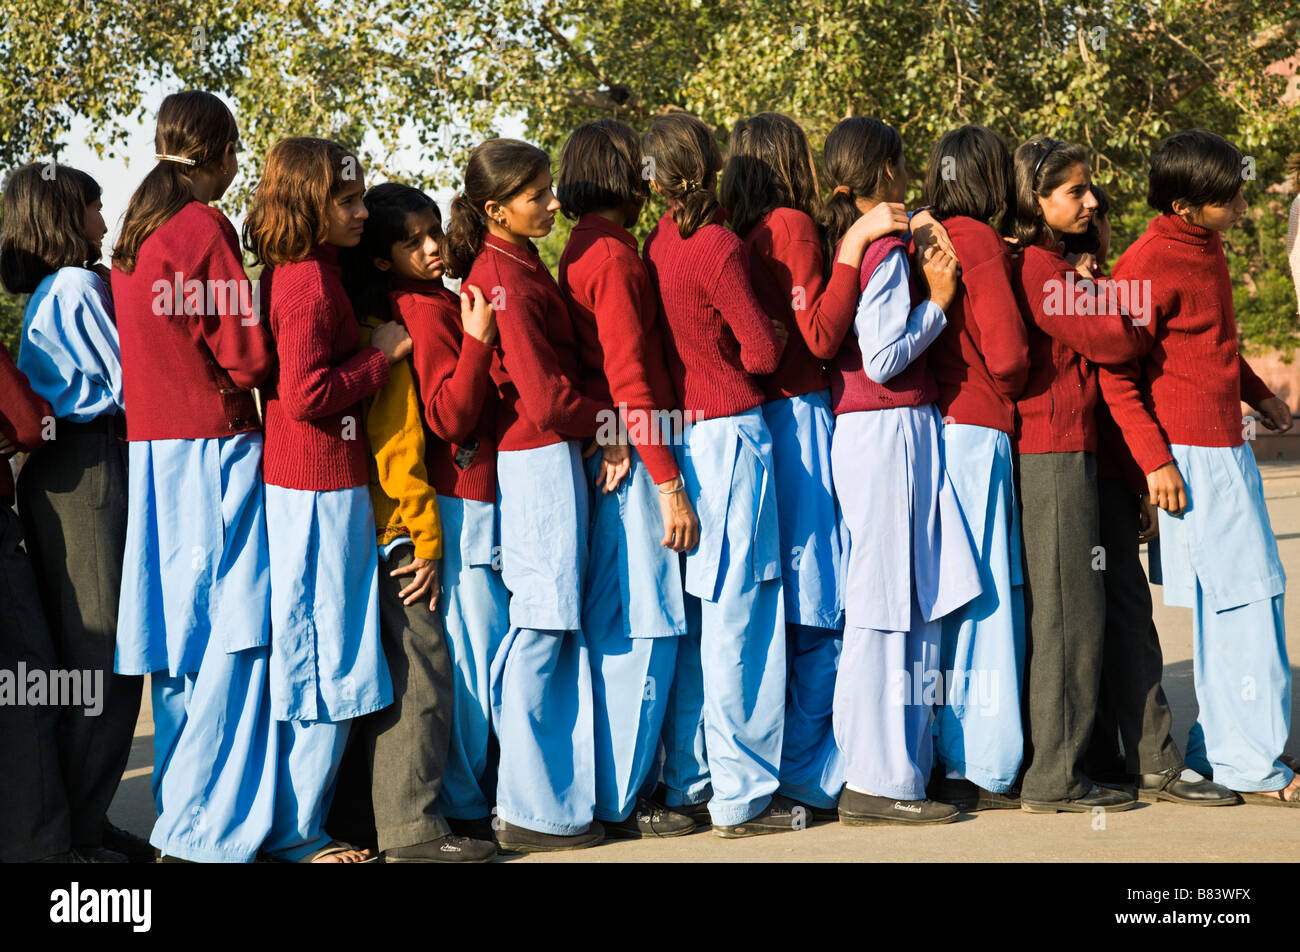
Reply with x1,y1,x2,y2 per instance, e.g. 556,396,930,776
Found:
16,417,141,848
1016,451,1106,802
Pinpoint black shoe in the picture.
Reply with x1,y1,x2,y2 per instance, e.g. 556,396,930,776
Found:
382,834,497,863
713,795,808,838
1137,767,1240,807
604,798,696,839
495,820,604,854
102,822,157,863
838,786,959,826
1021,784,1138,814
652,784,712,828
787,798,840,822
75,846,128,863
928,776,1021,812
34,850,86,863
447,816,497,842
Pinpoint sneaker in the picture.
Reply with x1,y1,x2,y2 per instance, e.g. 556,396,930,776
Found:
838,786,959,826
1021,784,1138,814
713,795,808,838
382,834,496,863
604,798,696,839
651,784,712,828
34,850,86,863
75,846,128,863
928,776,1021,812
102,822,157,863
495,820,605,854
787,798,840,822
447,816,498,842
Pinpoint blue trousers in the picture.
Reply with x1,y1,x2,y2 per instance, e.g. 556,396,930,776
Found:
262,719,351,860
779,623,844,808
659,602,710,807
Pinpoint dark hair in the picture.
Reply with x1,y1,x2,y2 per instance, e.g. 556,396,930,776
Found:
340,182,440,323
1060,184,1112,256
719,112,820,237
443,138,550,279
924,125,1014,230
556,120,647,220
1147,129,1243,214
640,113,723,240
1,163,103,294
817,116,903,265
243,137,361,266
113,90,238,273
1007,136,1091,247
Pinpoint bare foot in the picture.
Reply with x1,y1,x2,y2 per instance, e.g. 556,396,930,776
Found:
1254,773,1300,803
312,846,373,863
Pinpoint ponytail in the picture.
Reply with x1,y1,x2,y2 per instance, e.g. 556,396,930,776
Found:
443,191,489,281
818,117,903,268
442,138,550,280
641,113,722,241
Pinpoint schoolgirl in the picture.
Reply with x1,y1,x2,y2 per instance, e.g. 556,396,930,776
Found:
1101,130,1297,805
244,137,407,862
0,163,142,861
1005,137,1143,813
817,116,979,826
443,137,611,853
642,112,799,837
555,119,697,838
918,125,1029,810
110,90,279,862
718,112,908,817
336,182,497,861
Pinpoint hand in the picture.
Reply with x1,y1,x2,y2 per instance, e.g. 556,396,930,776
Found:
1066,251,1098,279
657,477,700,553
596,442,631,494
0,435,15,458
1138,495,1160,543
1146,461,1187,515
460,284,497,345
910,209,957,259
582,438,600,459
1257,396,1293,434
920,245,960,312
372,321,413,364
390,556,441,610
840,202,908,260
771,317,789,344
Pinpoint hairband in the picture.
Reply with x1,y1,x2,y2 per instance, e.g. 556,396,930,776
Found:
1032,139,1060,185
679,177,702,194
155,153,197,166
833,185,851,197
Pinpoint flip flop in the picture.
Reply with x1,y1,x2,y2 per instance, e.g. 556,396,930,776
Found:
296,840,379,863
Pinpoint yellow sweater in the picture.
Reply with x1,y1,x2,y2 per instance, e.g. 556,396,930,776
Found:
358,319,442,561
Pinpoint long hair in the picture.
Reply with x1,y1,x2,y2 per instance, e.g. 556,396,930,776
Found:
719,112,820,238
817,116,903,266
556,120,647,220
442,138,550,279
1,163,103,294
640,113,723,240
339,182,440,323
243,137,360,266
112,90,238,273
1006,136,1091,247
924,124,1015,231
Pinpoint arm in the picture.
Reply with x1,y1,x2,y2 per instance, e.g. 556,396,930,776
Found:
274,296,390,423
1096,360,1173,476
858,248,947,385
26,273,125,412
0,344,52,450
1026,255,1147,364
404,295,495,445
1240,355,1274,410
764,217,861,360
963,252,1030,399
195,225,276,390
711,243,784,375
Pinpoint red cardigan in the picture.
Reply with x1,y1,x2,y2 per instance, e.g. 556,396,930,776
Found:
929,217,1029,434
0,343,52,499
391,279,497,503
261,244,390,490
740,207,860,400
466,233,610,452
112,201,275,441
1011,243,1145,455
558,213,680,484
642,210,784,420
1100,213,1274,475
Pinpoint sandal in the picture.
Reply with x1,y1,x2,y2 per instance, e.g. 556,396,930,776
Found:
296,840,378,863
1234,772,1300,808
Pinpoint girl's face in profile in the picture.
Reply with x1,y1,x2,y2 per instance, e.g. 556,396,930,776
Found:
1181,188,1247,233
490,168,560,241
83,196,107,248
325,175,369,247
1037,162,1097,238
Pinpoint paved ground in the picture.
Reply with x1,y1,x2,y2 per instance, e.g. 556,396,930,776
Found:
108,462,1300,862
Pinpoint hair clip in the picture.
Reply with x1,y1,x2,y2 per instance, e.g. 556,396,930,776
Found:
832,184,851,197
679,177,702,193
1032,139,1060,185
155,153,197,166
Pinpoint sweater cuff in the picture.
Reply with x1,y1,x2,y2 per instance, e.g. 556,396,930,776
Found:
1133,437,1175,478
460,332,495,367
1240,359,1274,410
412,536,442,561
636,441,680,485
359,346,392,389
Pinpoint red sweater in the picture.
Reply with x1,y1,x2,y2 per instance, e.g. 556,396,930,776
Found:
642,210,784,419
558,213,679,484
1100,214,1274,475
929,217,1029,433
261,245,391,490
741,207,860,400
112,201,275,441
391,279,498,503
0,343,52,499
466,233,610,452
1011,243,1146,455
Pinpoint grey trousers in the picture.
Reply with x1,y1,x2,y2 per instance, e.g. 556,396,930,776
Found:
16,416,141,848
1016,451,1105,802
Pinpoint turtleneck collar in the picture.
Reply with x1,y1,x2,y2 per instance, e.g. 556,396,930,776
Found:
1151,212,1213,247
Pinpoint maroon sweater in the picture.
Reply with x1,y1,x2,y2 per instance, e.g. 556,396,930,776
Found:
112,201,275,440
465,233,610,452
642,210,784,419
392,279,497,503
0,343,52,499
929,217,1029,433
558,213,679,484
261,245,390,490
741,207,861,400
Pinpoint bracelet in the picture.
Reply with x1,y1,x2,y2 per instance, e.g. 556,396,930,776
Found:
659,480,685,495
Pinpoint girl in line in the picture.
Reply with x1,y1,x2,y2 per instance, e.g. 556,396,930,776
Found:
818,116,980,826
110,90,279,862
556,119,697,839
244,137,408,861
1,162,142,861
444,138,612,852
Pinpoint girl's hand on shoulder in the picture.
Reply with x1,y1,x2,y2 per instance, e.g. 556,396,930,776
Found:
461,284,497,345
911,209,957,260
372,320,413,364
1138,495,1160,543
657,477,700,553
920,245,960,312
1146,461,1187,515
846,202,909,250
1257,396,1293,434
391,556,441,610
1066,251,1098,279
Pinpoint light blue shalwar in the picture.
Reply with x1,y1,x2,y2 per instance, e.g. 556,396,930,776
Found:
435,495,510,820
116,433,277,862
490,440,597,835
583,444,684,823
659,596,709,808
1154,442,1293,793
762,389,846,809
675,408,788,827
261,484,392,861
934,423,1026,793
